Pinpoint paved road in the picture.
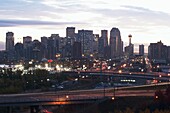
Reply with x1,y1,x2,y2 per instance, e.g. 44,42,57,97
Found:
0,87,156,106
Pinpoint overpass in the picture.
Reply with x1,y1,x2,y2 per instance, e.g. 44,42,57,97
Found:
0,86,157,106
62,71,170,82
1,71,170,113
0,82,166,113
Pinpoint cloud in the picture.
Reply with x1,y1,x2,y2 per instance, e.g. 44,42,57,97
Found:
97,5,170,27
0,19,85,27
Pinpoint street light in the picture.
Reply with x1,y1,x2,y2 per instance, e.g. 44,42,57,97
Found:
66,95,69,99
66,95,69,101
112,96,115,100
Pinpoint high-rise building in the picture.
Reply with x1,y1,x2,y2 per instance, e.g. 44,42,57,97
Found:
110,28,123,59
104,45,111,59
15,43,24,61
98,30,108,59
125,34,134,57
63,37,73,58
0,51,7,63
66,27,75,38
6,32,14,51
23,36,32,48
78,30,93,57
46,34,60,60
41,36,48,58
98,37,104,58
66,27,76,45
23,36,33,61
148,41,168,61
101,30,108,47
167,46,170,63
6,32,15,61
32,40,43,61
93,34,99,58
51,34,60,53
72,41,82,59
139,44,144,56
41,36,48,48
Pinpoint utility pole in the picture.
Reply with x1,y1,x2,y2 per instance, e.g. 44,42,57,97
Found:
100,60,105,97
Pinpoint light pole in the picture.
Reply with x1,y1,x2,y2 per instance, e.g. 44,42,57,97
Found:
100,59,105,97
113,78,115,98
103,83,105,97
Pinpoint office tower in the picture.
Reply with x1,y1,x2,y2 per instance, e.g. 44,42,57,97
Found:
59,37,66,57
51,34,60,53
23,36,33,61
15,43,24,61
6,32,15,61
104,45,111,59
98,30,108,59
41,36,48,48
78,30,94,57
46,34,59,60
32,40,43,61
72,41,82,59
23,36,32,48
125,34,134,57
47,37,54,59
63,37,73,58
139,44,144,56
66,27,75,38
41,36,48,58
148,41,168,61
66,27,76,45
93,34,99,58
167,46,170,63
6,32,14,51
98,37,104,58
110,28,123,59
101,30,108,47
0,51,7,63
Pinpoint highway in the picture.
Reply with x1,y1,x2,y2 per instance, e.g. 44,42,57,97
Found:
63,70,170,82
0,86,157,106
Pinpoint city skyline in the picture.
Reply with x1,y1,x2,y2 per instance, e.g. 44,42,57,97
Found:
0,0,170,51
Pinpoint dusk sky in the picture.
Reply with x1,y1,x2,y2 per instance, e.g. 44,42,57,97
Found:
0,0,170,51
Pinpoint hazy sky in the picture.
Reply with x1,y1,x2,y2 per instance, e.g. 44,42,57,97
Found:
0,0,170,51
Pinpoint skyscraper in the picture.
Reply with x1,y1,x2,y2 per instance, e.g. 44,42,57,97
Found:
72,41,82,59
46,34,60,60
110,28,123,59
101,30,108,47
78,30,93,57
23,36,32,48
15,43,24,61
66,27,76,46
98,37,104,58
167,46,170,63
6,32,15,61
148,41,168,61
93,34,99,58
98,30,108,58
6,32,14,51
125,34,134,57
139,44,144,56
23,36,32,61
66,27,75,38
41,36,48,48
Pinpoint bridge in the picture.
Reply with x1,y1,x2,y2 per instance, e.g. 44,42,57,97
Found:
62,71,170,82
1,71,170,113
0,85,158,113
